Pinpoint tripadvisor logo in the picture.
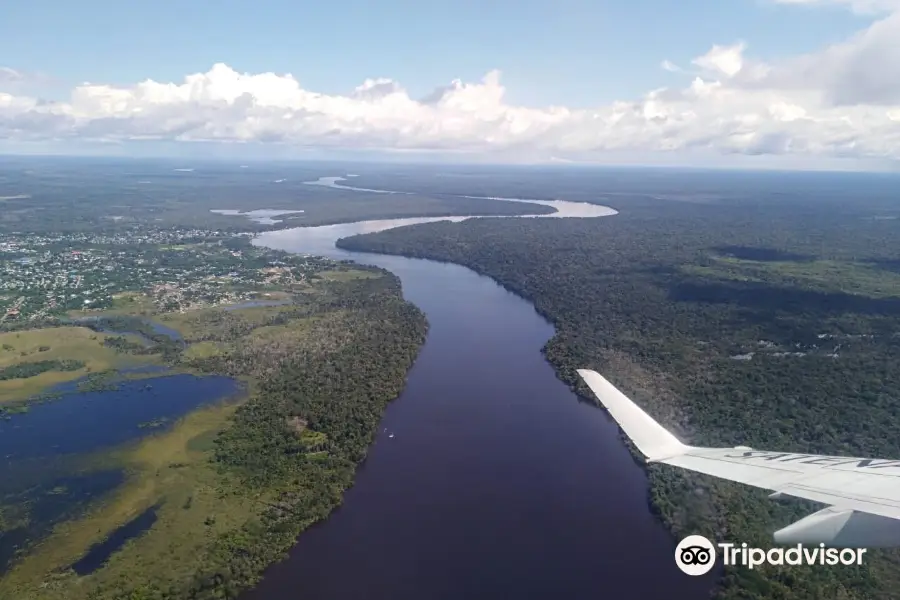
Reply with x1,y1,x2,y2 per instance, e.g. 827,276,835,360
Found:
675,535,868,576
675,535,717,576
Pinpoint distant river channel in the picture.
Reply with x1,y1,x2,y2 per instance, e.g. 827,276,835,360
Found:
245,178,714,600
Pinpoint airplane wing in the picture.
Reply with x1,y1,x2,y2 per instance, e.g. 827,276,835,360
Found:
578,369,900,547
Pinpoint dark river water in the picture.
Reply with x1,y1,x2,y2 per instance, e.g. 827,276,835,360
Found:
244,189,716,599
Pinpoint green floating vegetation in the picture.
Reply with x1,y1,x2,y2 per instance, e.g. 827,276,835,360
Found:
0,404,30,419
76,370,121,393
137,417,169,430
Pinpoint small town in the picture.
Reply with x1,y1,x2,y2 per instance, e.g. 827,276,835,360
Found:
0,228,322,322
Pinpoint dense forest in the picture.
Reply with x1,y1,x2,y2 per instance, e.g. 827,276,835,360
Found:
183,273,427,599
0,157,551,235
338,193,900,599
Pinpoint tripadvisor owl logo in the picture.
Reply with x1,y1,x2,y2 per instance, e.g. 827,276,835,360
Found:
675,535,717,576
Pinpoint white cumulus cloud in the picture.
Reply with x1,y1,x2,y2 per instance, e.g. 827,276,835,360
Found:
2,5,900,165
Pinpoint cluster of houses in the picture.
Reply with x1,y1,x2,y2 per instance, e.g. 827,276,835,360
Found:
0,229,324,322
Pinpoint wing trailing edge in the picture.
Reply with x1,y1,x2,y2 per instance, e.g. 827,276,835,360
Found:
577,368,900,547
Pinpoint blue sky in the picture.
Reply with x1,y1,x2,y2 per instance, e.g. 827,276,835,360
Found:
1,0,898,168
1,0,874,106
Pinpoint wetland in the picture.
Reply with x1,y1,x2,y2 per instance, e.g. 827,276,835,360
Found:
0,225,428,600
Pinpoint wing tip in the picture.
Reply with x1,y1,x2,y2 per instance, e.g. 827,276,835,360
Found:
577,368,688,461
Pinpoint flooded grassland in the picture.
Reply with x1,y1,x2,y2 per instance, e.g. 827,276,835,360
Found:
0,239,426,600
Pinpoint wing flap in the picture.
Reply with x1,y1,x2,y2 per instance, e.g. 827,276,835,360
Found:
660,452,900,519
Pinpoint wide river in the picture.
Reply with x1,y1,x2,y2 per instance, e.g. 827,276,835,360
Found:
244,178,715,600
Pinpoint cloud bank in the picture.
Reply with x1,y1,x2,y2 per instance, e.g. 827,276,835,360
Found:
2,3,900,165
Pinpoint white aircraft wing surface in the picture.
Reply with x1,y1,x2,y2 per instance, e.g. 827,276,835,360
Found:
578,368,900,547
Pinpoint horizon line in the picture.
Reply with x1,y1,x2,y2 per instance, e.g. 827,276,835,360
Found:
2,151,900,176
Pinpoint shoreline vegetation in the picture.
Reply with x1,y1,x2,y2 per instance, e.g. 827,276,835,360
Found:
0,240,428,600
336,197,900,600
